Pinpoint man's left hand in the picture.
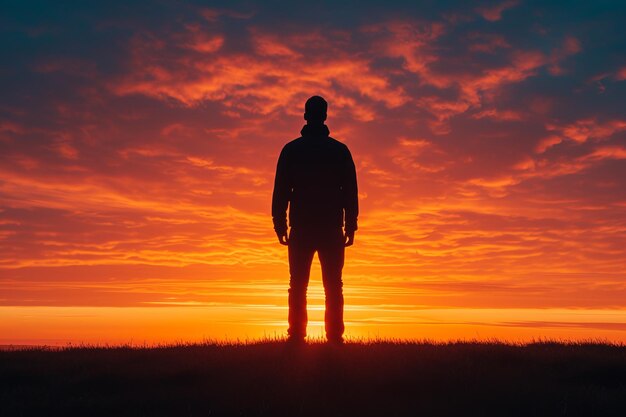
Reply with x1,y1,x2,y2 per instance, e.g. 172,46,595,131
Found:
344,231,355,247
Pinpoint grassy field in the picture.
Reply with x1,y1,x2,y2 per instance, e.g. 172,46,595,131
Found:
1,339,625,416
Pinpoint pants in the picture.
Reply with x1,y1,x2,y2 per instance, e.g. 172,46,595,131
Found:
287,227,345,340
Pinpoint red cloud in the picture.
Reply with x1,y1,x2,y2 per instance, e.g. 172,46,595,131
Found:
545,118,626,146
182,25,225,53
476,0,519,22
367,20,445,78
467,33,511,53
471,109,523,121
583,146,626,161
112,28,409,121
548,36,582,75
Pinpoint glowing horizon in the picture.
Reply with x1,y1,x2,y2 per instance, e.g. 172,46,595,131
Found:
1,0,625,345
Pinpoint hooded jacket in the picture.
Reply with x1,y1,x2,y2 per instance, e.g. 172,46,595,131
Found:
272,124,358,234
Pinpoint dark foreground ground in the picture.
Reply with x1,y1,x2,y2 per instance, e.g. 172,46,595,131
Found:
1,340,625,416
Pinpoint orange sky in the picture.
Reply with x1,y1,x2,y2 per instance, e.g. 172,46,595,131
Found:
1,1,626,345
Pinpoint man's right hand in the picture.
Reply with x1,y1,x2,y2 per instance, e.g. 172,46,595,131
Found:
277,231,289,246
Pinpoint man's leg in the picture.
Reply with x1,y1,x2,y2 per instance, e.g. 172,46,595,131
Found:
318,228,345,342
287,228,315,339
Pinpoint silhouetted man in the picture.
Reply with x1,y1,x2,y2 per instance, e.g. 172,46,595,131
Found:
272,96,358,344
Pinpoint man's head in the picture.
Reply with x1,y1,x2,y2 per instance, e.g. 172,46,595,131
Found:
304,95,327,124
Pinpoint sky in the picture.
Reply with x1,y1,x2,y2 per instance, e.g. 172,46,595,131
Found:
1,0,625,345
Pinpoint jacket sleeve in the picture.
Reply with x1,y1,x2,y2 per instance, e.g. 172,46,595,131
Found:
271,146,290,234
342,146,359,233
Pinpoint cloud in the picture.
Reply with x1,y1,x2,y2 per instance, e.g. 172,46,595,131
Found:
110,24,409,121
476,0,519,22
582,146,626,161
547,36,582,75
541,118,626,151
471,108,522,121
467,32,511,53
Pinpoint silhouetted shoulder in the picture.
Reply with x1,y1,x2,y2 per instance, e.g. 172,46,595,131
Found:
327,136,349,149
283,137,304,148
328,137,352,158
282,136,349,153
